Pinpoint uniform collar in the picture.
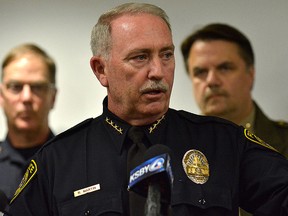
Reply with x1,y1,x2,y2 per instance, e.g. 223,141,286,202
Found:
239,103,255,133
0,138,24,163
0,131,54,163
101,96,168,154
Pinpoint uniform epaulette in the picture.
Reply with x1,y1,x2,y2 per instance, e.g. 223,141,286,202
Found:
178,110,237,127
44,118,94,146
274,120,288,128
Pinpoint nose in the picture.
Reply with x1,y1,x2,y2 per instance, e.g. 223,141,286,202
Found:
19,84,33,101
206,70,221,87
148,57,164,80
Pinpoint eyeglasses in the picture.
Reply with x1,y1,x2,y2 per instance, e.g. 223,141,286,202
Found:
3,82,55,96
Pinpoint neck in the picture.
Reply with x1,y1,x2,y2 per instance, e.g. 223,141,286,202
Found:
127,114,165,126
219,101,254,125
107,99,168,126
115,107,167,126
8,127,50,149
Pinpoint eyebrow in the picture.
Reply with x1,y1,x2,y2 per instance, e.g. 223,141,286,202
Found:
216,61,236,68
160,44,175,52
129,44,175,53
4,80,50,84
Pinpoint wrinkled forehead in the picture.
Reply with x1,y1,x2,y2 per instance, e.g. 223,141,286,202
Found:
111,13,171,33
110,14,173,45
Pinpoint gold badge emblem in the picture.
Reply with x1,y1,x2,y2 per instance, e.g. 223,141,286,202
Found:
182,149,209,184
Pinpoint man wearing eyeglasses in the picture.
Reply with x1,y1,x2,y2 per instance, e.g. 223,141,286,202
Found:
0,43,57,207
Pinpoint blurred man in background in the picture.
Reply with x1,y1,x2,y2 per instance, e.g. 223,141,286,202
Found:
0,43,57,204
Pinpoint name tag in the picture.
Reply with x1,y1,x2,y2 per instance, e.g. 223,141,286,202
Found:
74,184,100,197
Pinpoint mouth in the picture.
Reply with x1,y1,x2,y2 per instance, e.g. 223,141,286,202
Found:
140,81,169,99
209,93,222,98
144,89,164,95
141,88,167,101
142,87,168,97
18,110,33,119
205,93,226,102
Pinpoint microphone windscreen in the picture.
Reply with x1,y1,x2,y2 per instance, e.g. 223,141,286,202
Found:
128,144,173,203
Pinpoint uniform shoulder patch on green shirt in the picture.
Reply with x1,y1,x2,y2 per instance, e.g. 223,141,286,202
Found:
10,159,38,204
244,128,278,152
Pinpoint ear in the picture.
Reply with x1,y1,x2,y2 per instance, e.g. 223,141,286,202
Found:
90,56,108,87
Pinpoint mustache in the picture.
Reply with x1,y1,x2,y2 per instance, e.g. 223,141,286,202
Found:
203,88,228,101
139,81,169,93
17,110,34,117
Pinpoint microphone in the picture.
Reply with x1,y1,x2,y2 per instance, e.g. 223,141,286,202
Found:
0,190,11,216
128,144,173,216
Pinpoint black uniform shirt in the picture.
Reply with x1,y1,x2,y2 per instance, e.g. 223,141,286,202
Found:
8,98,288,216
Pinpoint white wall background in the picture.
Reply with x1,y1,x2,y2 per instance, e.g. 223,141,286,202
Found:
1,0,288,139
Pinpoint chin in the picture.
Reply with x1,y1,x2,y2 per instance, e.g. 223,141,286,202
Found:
145,103,168,116
16,122,37,131
204,108,224,116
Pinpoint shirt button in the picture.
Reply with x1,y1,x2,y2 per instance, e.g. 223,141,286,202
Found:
84,210,90,215
199,198,206,205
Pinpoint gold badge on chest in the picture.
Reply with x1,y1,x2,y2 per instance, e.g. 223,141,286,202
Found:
182,149,209,184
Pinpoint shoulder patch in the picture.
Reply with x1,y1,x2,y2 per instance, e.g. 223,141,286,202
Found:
10,159,38,204
244,129,278,152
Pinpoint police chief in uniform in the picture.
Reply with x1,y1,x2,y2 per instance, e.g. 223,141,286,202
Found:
7,3,288,216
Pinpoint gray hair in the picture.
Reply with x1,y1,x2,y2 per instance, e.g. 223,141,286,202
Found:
90,3,171,59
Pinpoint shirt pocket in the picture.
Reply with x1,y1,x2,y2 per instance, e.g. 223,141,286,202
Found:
171,179,232,213
59,190,123,216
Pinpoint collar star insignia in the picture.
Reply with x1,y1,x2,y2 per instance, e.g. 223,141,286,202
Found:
105,117,123,134
105,115,165,134
148,115,165,133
